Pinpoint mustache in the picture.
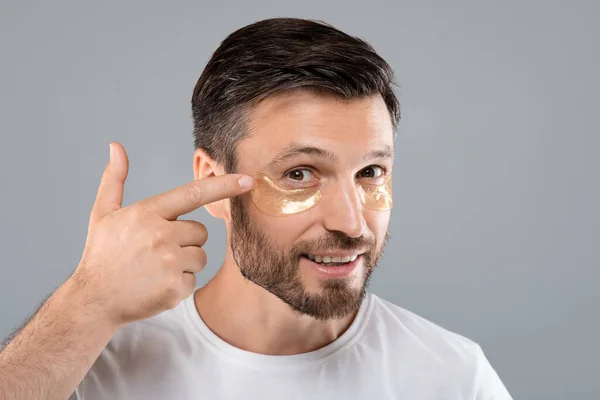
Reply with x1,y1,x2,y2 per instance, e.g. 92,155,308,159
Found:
293,231,376,255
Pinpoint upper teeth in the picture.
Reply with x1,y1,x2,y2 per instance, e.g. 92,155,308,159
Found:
306,254,358,263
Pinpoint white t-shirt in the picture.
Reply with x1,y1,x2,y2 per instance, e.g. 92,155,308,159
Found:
70,292,513,399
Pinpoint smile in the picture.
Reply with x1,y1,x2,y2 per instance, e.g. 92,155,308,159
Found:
304,253,359,265
301,253,361,278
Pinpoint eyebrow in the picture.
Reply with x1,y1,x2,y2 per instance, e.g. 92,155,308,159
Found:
263,142,394,171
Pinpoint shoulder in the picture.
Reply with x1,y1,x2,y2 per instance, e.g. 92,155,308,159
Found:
364,294,512,398
367,293,481,353
365,294,483,384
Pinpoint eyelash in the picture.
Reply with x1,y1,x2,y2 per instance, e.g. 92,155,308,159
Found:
284,165,388,184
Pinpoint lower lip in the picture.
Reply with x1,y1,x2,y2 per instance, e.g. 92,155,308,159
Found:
301,255,360,278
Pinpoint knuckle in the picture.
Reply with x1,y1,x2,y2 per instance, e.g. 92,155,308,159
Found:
197,223,208,241
187,220,207,238
130,205,151,221
161,250,178,267
141,207,157,220
185,184,204,204
222,179,232,194
148,229,167,250
197,248,207,265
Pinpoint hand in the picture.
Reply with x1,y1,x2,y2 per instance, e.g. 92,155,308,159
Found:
69,142,252,327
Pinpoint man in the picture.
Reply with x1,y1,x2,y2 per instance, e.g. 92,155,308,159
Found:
0,18,513,399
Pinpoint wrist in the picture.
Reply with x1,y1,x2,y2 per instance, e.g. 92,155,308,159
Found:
56,276,124,337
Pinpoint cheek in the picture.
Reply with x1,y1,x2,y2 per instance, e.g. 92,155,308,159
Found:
365,210,390,239
243,194,313,246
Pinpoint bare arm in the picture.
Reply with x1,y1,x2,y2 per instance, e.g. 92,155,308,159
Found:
0,279,120,400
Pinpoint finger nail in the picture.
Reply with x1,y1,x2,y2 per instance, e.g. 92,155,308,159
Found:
109,142,114,162
237,175,253,189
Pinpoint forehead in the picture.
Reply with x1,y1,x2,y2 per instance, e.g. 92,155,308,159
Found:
238,89,394,171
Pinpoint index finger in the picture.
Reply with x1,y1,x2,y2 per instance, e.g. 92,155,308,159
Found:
138,174,253,220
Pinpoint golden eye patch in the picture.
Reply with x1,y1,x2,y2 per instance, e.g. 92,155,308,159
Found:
250,174,393,216
358,175,393,211
250,175,322,216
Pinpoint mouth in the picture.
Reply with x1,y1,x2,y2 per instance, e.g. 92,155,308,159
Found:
300,252,363,278
302,252,360,266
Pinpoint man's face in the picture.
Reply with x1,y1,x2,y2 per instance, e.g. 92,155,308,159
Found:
229,90,394,320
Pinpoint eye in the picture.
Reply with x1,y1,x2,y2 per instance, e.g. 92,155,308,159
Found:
358,165,385,179
286,168,314,182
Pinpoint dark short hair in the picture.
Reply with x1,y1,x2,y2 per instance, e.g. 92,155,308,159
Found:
191,17,400,173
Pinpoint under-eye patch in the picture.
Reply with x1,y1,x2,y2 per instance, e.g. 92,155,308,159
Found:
250,175,322,217
358,175,393,211
250,174,392,216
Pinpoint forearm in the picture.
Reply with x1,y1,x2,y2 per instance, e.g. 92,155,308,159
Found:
0,279,121,400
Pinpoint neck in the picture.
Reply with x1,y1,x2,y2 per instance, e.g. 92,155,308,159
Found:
193,250,359,355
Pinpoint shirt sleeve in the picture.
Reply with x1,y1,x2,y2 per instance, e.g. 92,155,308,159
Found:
473,345,514,400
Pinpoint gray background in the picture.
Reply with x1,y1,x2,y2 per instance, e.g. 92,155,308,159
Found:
1,0,598,398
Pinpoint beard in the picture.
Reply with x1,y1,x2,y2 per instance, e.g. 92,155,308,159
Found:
229,196,389,321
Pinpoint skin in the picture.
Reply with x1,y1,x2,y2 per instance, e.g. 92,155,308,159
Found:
194,89,394,355
0,89,394,399
0,143,253,399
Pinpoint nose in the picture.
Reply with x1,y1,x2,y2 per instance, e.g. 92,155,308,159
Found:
320,181,366,238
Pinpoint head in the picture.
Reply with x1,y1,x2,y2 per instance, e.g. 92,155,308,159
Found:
192,18,400,320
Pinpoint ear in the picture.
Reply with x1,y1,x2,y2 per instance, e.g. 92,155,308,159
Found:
193,148,230,219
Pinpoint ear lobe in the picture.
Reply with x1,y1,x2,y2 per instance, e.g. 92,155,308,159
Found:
204,200,227,219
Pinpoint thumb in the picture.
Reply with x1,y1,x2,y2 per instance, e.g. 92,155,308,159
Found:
90,142,129,223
